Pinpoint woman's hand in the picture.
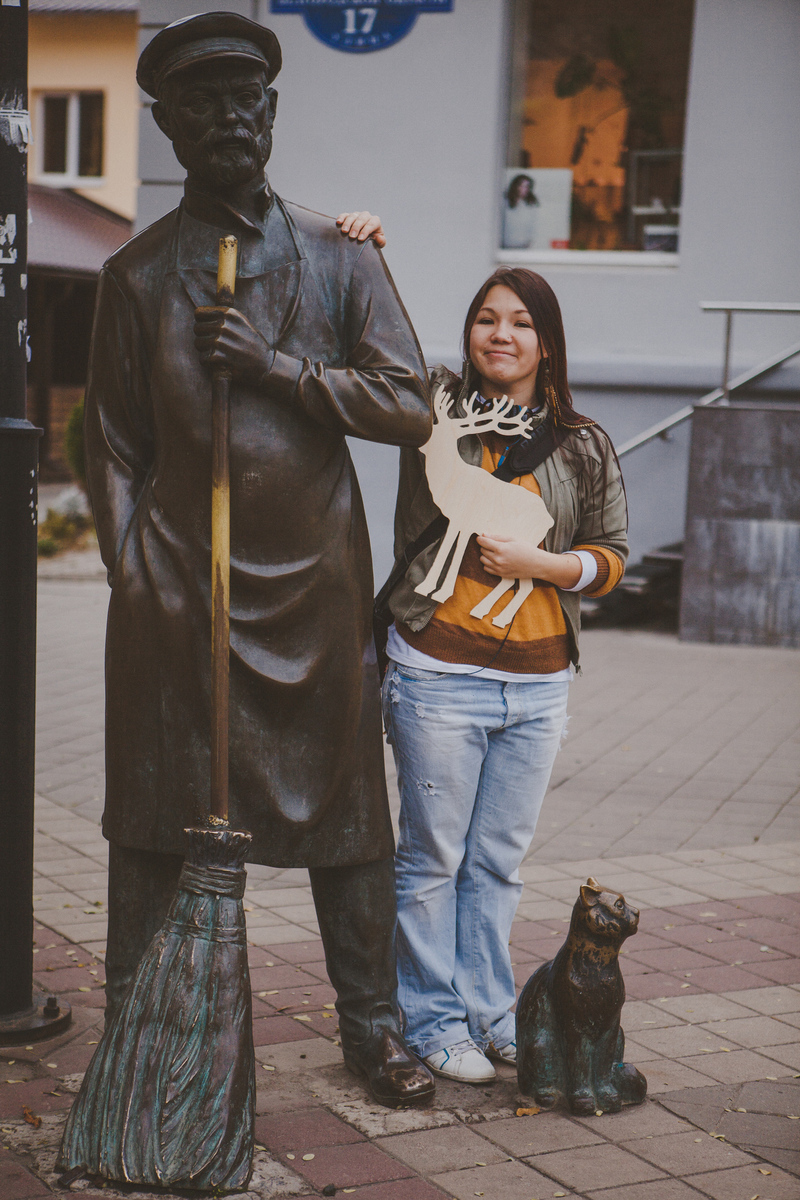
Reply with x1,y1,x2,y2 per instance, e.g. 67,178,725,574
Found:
194,306,273,385
477,535,582,589
336,210,387,248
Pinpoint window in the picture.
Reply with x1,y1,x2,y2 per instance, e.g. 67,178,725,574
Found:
504,0,694,256
39,92,104,182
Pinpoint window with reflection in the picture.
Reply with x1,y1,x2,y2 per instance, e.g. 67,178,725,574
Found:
504,0,695,253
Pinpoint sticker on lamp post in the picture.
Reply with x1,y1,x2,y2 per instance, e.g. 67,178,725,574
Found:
270,1,453,54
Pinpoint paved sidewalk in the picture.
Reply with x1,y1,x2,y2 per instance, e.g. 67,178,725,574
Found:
1,575,798,1200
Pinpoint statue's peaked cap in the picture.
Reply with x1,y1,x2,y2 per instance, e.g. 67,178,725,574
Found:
137,11,282,99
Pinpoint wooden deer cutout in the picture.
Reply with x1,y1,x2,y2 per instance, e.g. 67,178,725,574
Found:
415,387,554,628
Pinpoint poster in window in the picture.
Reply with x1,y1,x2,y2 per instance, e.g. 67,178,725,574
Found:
501,168,572,251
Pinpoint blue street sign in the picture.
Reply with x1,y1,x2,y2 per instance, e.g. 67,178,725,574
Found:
270,1,453,54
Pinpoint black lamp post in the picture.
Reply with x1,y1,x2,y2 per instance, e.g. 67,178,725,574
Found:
0,0,70,1043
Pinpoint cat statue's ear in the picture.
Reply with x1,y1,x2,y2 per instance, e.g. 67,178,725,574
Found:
580,878,603,908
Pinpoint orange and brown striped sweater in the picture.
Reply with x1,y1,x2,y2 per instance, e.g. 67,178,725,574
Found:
397,433,624,674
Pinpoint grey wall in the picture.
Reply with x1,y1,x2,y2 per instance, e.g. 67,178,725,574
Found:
137,0,800,573
680,405,800,647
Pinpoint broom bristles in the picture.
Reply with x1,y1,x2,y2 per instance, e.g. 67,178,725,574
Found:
57,827,255,1191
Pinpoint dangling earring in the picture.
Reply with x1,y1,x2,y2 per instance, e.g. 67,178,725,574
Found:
542,357,562,425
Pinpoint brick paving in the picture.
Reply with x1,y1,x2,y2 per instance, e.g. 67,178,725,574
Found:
0,572,798,1199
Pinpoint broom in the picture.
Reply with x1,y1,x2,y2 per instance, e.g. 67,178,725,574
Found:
57,237,257,1192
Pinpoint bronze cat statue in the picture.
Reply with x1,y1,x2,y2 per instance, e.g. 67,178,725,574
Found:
516,878,647,1114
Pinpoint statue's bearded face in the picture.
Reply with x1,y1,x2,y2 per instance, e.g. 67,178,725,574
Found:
157,61,276,188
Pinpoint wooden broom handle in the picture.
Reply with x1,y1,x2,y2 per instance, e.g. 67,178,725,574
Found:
210,235,237,824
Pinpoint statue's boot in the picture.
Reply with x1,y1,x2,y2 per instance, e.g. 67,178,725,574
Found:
309,857,435,1108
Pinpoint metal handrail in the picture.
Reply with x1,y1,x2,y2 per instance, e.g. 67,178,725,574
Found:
616,302,800,457
617,339,800,457
701,302,800,401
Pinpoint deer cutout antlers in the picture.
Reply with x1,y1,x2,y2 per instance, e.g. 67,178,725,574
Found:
415,388,554,628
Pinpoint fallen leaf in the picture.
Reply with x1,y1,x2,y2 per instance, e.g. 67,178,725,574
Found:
293,1014,312,1022
758,1168,772,1175
22,1106,41,1129
46,1063,57,1069
261,1064,275,1071
709,1132,725,1140
734,1107,747,1113
78,987,91,993
302,1153,315,1161
595,1108,603,1116
266,990,279,995
322,1012,334,1018
515,1106,539,1116
323,1003,336,1010
286,1153,295,1160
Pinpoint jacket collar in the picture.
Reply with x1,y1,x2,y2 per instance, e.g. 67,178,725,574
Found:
182,178,275,234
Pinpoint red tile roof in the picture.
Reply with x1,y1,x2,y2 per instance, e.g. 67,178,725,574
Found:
28,184,132,277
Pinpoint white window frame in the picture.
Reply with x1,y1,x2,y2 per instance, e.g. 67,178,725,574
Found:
496,248,680,269
34,91,105,188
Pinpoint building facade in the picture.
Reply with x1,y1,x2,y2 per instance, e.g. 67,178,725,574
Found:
132,0,799,574
26,0,137,477
29,0,139,220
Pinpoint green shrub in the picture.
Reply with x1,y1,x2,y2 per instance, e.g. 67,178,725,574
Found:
63,398,86,490
37,508,92,557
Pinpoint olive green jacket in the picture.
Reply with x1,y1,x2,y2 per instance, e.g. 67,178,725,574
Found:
384,366,629,668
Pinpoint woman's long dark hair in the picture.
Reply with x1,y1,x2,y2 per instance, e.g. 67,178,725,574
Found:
461,267,626,525
506,174,538,208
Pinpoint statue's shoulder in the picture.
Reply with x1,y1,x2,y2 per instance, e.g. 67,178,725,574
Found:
279,197,365,264
280,198,339,239
102,208,179,295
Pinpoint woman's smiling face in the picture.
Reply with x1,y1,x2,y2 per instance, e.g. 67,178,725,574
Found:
468,285,542,406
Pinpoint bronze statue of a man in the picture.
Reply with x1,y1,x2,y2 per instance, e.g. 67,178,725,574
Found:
87,11,434,1107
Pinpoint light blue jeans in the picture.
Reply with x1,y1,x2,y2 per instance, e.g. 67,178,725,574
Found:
382,662,569,1059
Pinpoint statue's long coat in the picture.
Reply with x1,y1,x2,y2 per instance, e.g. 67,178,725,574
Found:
85,189,430,866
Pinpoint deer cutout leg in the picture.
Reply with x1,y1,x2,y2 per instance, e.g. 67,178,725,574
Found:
491,577,534,628
414,524,460,599
470,576,516,621
430,529,467,603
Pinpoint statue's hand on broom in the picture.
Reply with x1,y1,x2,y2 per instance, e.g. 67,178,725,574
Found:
194,306,274,387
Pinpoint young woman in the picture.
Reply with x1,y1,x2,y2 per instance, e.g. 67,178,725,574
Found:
338,214,629,1083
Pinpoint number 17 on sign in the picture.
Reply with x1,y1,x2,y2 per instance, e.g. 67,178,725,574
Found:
343,7,376,34
270,2,454,55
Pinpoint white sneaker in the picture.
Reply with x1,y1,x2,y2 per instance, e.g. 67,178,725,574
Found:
486,1039,516,1066
424,1039,496,1083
